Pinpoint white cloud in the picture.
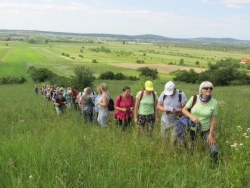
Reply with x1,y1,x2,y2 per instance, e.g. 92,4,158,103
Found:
226,4,244,8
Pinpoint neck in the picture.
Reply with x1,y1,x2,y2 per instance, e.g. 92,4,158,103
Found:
202,94,209,99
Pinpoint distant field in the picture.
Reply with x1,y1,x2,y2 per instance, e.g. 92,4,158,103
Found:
107,63,206,74
0,41,249,79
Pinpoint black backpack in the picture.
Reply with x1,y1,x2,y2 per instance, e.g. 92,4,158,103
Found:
108,98,115,111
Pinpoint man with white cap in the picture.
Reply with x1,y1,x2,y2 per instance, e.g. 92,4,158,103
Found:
157,81,187,145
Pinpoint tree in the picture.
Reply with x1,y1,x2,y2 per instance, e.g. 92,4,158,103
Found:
137,67,158,80
70,65,95,90
195,61,200,65
179,58,184,65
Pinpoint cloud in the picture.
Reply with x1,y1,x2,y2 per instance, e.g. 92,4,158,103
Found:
226,4,244,8
202,0,250,7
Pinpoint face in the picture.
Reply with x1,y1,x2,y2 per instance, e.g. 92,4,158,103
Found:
58,94,63,99
123,89,131,97
201,86,213,95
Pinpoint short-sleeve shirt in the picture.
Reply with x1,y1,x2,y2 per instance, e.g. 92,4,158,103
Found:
158,89,187,125
136,91,158,115
55,97,66,108
185,95,218,131
114,95,134,120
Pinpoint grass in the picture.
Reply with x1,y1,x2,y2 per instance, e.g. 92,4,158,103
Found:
0,82,249,187
0,40,250,187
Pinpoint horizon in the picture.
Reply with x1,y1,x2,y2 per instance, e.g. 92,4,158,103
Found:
0,0,250,40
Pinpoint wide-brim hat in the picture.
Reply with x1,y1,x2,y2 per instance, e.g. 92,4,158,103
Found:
164,81,175,95
145,81,154,91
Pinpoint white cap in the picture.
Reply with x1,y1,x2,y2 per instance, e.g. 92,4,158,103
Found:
164,81,175,95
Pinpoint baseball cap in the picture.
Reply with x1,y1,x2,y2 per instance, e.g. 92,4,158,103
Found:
145,81,154,91
164,81,175,95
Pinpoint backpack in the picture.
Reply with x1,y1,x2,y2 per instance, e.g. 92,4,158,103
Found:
163,90,182,104
108,98,115,111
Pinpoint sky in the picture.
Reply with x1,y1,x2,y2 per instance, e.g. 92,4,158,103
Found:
0,0,250,40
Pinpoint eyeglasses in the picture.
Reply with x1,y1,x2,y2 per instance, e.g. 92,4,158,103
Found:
202,87,213,90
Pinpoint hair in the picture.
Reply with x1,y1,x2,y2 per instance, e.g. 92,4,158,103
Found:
97,85,102,94
100,83,108,92
122,86,130,92
58,92,63,96
82,87,92,100
199,81,213,94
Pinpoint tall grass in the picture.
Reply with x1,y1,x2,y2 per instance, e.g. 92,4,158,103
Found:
0,82,249,187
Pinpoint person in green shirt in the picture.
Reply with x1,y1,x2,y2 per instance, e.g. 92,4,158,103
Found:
182,81,218,162
134,81,159,137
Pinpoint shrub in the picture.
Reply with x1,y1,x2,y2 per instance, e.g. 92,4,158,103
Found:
99,71,114,80
92,59,98,63
29,67,55,83
137,67,158,80
70,65,95,90
114,73,125,80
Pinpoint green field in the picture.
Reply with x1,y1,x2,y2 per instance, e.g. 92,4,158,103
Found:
0,41,249,79
0,82,249,187
0,40,250,187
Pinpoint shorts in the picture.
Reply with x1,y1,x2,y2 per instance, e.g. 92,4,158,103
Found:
137,114,155,127
161,121,177,141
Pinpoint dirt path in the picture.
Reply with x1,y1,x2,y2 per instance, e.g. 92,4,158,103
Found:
107,63,206,74
1,48,12,62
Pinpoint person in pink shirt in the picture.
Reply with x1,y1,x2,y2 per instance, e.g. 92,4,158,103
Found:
113,86,135,131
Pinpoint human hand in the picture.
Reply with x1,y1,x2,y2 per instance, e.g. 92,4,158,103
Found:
191,116,199,124
207,134,216,145
134,117,138,124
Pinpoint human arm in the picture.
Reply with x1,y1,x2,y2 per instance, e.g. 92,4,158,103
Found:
207,115,216,145
134,98,140,124
97,94,108,107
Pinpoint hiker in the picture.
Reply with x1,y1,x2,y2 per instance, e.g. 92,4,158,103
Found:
113,86,135,132
182,81,218,162
76,88,85,111
157,81,187,145
134,81,158,137
71,86,79,110
34,85,38,95
64,89,72,109
54,92,67,115
80,87,95,122
96,83,110,127
94,85,102,119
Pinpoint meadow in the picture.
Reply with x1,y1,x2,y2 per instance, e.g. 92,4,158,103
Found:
0,40,250,187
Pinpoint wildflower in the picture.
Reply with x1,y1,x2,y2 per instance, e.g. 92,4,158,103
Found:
245,136,249,138
231,143,237,147
240,143,244,146
29,175,33,179
226,140,229,143
243,133,247,136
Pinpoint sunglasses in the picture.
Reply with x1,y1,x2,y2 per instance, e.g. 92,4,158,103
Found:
202,87,213,90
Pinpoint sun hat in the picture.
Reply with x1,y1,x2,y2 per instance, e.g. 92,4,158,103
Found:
164,81,175,95
67,90,72,95
145,81,154,91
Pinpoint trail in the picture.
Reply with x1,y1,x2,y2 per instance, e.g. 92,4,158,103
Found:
1,48,12,62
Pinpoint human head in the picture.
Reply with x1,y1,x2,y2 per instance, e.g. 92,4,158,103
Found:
58,92,63,99
122,86,131,98
144,81,154,91
85,87,92,95
199,81,214,95
164,81,176,96
97,85,102,94
67,90,72,95
100,83,108,92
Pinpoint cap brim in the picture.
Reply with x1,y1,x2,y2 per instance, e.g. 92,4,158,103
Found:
164,90,174,95
145,87,154,91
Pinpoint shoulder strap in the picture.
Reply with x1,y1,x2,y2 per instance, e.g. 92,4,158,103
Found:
178,90,182,103
119,95,122,103
191,95,197,109
152,91,155,101
139,90,145,101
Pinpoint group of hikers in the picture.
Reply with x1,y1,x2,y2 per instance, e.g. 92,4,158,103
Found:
38,80,218,162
